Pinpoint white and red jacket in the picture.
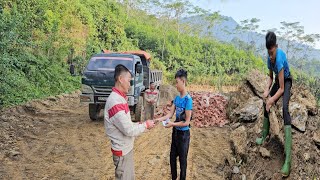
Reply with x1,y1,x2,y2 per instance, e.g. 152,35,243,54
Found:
104,87,146,156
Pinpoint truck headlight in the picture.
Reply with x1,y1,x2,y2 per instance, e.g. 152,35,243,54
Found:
82,84,93,94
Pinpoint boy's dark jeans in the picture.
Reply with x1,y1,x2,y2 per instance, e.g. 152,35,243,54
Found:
170,128,190,180
264,76,292,125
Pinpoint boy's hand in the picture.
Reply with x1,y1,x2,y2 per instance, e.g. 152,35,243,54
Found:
266,98,274,112
165,121,174,128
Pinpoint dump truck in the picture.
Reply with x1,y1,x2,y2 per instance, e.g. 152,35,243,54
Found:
80,50,162,121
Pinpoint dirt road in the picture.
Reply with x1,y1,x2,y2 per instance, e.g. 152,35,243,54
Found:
0,91,231,180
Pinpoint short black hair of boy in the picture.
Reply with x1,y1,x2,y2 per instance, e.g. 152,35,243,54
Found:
175,68,187,80
266,31,277,50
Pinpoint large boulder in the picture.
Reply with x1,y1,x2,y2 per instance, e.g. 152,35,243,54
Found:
289,102,308,132
227,85,257,123
230,126,247,155
233,97,263,123
269,106,284,143
291,86,318,116
246,70,268,99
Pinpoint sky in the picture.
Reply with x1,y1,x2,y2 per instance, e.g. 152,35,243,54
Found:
191,0,320,49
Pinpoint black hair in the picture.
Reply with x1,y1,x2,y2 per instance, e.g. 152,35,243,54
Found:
150,81,154,85
266,31,277,50
175,68,188,80
114,64,130,81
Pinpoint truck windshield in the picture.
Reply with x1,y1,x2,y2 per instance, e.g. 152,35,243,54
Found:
87,57,133,71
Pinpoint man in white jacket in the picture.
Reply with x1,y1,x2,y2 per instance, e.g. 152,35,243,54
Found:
104,64,155,180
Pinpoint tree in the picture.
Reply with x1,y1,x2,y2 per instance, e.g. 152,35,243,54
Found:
277,21,304,59
300,33,320,59
163,0,193,38
236,18,260,53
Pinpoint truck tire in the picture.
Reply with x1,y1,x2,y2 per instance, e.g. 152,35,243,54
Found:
89,104,99,121
135,96,144,122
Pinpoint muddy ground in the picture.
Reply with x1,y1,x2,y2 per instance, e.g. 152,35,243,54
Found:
0,89,231,180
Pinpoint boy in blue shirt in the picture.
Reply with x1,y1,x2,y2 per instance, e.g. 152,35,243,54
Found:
256,31,293,177
155,69,192,180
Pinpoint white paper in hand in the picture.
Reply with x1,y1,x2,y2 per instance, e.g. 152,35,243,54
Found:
162,118,170,126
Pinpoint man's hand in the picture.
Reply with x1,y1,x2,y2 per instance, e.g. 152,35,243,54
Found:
266,98,274,112
145,120,155,130
165,121,174,128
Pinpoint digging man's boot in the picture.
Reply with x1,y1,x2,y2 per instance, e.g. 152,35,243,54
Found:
256,117,270,145
281,125,292,177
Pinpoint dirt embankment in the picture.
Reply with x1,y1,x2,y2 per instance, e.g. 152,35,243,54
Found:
225,70,320,179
